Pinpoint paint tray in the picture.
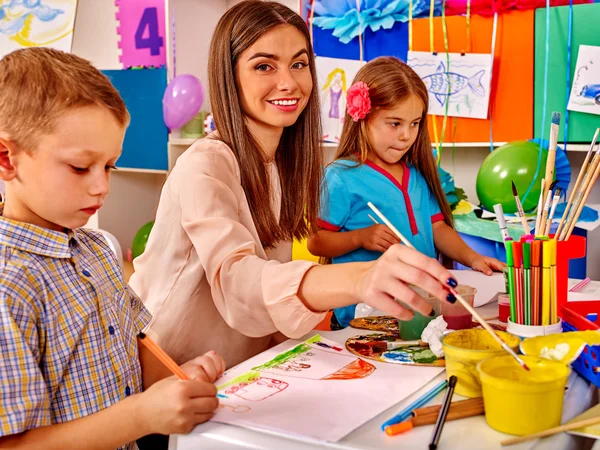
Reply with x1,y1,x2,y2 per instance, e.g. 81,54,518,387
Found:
560,300,600,388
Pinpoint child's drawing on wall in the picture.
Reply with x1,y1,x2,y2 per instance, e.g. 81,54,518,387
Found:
316,56,363,143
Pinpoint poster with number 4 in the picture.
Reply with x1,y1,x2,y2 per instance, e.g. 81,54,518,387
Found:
116,0,166,68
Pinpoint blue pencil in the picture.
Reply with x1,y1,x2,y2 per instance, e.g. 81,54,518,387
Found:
381,379,448,431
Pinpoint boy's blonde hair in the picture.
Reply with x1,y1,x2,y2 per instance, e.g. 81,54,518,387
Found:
0,47,129,151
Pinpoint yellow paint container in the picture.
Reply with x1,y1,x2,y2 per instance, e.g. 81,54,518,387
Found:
478,355,570,435
441,329,520,398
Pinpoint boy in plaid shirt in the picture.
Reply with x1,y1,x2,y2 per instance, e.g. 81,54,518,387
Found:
0,47,225,449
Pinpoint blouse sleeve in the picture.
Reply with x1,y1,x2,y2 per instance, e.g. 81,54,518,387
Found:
173,141,326,339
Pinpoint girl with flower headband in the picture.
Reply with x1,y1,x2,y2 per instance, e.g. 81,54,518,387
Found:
308,57,504,329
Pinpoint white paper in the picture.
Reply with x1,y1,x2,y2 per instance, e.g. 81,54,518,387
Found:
209,335,442,443
449,269,505,307
315,56,363,143
568,45,600,116
0,1,78,59
407,51,493,119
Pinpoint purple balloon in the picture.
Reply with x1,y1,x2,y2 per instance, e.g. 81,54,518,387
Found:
162,75,204,129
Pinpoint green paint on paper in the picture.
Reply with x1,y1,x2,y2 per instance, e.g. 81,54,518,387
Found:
251,335,322,371
217,371,260,391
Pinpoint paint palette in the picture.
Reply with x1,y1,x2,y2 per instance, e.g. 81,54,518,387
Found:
345,333,446,367
350,316,507,333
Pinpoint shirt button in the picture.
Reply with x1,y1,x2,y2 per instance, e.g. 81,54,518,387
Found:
108,326,115,335
82,269,91,277
125,386,131,396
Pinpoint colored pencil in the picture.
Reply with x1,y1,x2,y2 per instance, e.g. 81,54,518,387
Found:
541,241,551,326
429,376,458,450
531,241,542,326
555,128,599,239
523,243,531,326
368,202,530,371
570,277,591,292
138,332,189,380
511,181,531,235
381,379,448,430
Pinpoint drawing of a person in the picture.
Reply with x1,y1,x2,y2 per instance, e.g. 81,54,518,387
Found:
321,68,347,142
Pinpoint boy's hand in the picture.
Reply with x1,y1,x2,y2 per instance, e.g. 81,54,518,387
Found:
137,376,219,435
356,224,400,253
181,350,226,383
471,255,505,275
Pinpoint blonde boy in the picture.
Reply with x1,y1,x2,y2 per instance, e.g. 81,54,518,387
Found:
0,48,225,449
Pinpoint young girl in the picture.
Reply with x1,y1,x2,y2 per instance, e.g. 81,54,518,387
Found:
129,2,459,370
308,57,504,329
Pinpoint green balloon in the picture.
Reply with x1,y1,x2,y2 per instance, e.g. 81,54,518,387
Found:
476,141,551,213
132,221,154,260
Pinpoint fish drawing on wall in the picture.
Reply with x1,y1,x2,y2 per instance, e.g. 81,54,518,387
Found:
423,61,485,107
407,51,493,119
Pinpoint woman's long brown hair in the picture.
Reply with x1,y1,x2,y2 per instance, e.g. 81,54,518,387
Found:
334,57,453,229
208,1,322,249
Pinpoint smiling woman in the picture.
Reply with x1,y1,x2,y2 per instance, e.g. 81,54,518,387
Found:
129,0,458,374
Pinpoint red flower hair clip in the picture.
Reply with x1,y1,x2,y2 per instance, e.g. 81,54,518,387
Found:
346,81,371,122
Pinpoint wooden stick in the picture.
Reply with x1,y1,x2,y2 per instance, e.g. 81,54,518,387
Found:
559,149,600,240
501,416,600,446
138,332,189,380
412,397,484,418
564,154,600,240
367,202,530,371
555,128,599,238
413,401,485,427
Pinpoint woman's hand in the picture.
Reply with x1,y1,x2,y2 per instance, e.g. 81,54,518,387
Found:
353,244,457,319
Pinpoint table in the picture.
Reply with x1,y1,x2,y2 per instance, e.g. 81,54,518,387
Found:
170,300,598,450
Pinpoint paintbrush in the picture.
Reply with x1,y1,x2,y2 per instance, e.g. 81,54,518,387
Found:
367,202,530,371
511,181,531,235
371,339,428,353
564,150,600,240
543,187,562,236
560,139,600,240
542,112,561,206
534,178,546,235
539,181,559,236
555,128,599,239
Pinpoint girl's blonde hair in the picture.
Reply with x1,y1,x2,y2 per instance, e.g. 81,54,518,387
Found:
335,56,453,229
321,68,347,92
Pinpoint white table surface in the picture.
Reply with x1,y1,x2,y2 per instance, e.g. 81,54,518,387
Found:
170,300,599,450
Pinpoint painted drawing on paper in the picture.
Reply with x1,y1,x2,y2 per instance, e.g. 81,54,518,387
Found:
407,51,493,119
316,56,363,143
0,0,78,58
208,335,444,442
568,45,600,116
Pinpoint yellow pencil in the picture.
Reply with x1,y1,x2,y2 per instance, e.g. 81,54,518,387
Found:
550,239,558,324
541,241,551,326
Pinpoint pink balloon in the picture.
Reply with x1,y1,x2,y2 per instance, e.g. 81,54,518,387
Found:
162,74,204,129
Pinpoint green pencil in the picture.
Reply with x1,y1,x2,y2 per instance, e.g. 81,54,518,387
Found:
505,242,516,323
523,243,531,326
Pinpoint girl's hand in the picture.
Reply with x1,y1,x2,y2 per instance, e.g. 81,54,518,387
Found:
353,244,457,320
181,351,226,383
137,377,219,436
470,255,506,275
356,224,400,253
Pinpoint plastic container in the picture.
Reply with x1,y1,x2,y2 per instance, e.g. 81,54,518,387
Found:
441,329,520,398
441,285,477,330
506,318,563,339
396,286,441,340
560,300,600,388
498,293,510,323
478,355,570,435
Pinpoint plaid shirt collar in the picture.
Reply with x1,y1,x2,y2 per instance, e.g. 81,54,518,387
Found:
0,203,78,259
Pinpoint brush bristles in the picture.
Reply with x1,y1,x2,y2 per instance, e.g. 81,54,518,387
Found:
511,180,518,197
551,111,561,125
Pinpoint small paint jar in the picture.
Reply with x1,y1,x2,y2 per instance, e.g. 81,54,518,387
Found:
498,294,510,323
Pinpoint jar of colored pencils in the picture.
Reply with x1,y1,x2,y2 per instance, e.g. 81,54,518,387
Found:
504,235,586,335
